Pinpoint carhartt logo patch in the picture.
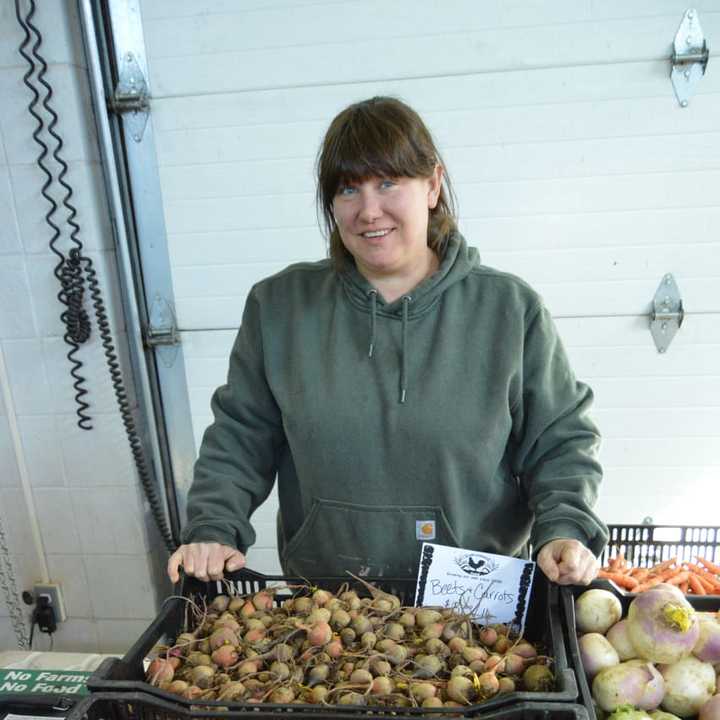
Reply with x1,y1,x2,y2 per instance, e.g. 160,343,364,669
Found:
416,520,436,541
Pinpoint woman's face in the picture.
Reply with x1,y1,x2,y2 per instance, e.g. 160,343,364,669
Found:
332,166,443,279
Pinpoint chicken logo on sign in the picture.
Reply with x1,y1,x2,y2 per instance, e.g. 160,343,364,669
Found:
455,553,499,577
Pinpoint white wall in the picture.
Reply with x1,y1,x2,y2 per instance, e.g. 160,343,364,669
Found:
0,0,167,652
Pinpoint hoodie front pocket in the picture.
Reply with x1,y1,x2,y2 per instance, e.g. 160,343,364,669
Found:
281,498,461,579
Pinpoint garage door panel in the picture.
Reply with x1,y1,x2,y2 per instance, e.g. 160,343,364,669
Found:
595,408,720,438
487,243,720,285
141,1,346,23
165,210,719,273
164,194,314,235
464,209,720,253
143,2,718,61
171,261,717,327
170,229,324,268
153,91,720,168
159,160,315,201
158,128,720,199
588,377,720,408
569,343,720,378
144,13,720,97
162,171,719,234
602,438,719,467
151,64,720,137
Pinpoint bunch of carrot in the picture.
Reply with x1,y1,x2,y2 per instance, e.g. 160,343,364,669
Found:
597,553,720,595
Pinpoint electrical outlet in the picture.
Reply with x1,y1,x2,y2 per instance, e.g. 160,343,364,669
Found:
33,583,67,623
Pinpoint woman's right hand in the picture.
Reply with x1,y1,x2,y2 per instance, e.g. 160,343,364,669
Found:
167,542,246,583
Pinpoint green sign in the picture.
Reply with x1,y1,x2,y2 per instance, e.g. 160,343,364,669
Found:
0,669,92,696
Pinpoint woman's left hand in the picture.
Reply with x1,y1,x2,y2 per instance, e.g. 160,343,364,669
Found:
536,538,598,585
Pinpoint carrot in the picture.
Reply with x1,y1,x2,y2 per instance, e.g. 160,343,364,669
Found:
648,558,677,575
597,571,639,590
687,574,707,595
630,568,650,582
687,564,720,591
634,577,666,593
696,574,717,593
654,566,682,583
609,553,625,571
679,581,689,594
665,571,690,587
697,556,720,575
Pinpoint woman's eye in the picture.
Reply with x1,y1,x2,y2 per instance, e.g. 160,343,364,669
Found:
380,179,396,189
338,186,357,196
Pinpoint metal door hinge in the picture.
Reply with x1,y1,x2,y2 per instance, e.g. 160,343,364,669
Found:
671,9,710,107
650,274,684,354
146,296,180,367
108,51,149,142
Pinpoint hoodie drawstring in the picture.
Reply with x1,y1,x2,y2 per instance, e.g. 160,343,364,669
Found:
367,289,377,358
365,290,411,404
400,295,411,404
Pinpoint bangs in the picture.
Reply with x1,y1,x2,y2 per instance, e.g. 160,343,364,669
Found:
322,101,436,198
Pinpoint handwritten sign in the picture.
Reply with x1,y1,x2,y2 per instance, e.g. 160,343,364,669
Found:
415,543,535,632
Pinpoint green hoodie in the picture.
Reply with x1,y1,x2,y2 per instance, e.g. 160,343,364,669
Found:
184,233,608,577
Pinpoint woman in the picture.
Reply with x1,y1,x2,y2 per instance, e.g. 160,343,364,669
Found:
168,97,607,586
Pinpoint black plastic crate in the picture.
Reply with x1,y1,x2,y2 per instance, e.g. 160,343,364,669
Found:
0,695,78,720
601,524,720,569
68,692,591,720
88,568,578,716
561,579,720,720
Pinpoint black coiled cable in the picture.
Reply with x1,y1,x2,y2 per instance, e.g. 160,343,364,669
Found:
15,0,176,553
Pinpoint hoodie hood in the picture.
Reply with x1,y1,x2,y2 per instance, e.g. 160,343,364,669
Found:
339,232,480,318
339,232,480,402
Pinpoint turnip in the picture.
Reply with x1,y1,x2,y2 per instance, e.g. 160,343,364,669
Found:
625,660,665,710
648,711,682,720
608,620,638,661
580,633,621,679
659,655,716,717
699,695,720,720
593,661,660,712
628,586,700,664
607,708,652,719
576,589,623,635
694,616,720,664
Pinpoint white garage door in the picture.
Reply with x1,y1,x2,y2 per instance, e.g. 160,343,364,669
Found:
115,1,720,574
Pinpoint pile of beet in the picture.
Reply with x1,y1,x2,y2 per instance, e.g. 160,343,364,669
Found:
145,579,553,709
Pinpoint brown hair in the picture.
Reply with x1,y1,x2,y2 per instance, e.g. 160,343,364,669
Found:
316,97,458,268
